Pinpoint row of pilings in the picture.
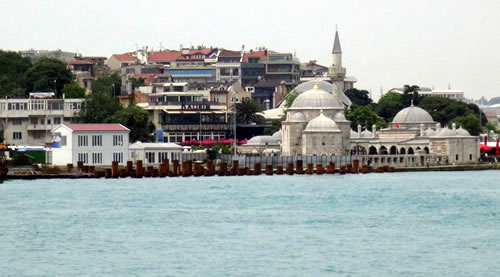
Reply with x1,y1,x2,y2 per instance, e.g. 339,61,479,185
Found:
69,159,396,179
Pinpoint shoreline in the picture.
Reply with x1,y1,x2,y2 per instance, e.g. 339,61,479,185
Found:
4,163,499,180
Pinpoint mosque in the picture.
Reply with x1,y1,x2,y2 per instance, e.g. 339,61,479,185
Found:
240,29,480,166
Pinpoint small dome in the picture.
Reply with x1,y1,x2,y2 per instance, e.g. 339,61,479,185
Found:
350,129,358,138
291,84,341,109
423,128,436,137
392,104,434,124
437,127,455,137
333,111,347,121
304,113,339,132
290,112,307,121
455,127,471,136
360,129,373,138
272,130,282,140
293,80,352,107
247,135,279,145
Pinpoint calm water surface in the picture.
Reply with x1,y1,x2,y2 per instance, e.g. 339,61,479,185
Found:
1,171,499,276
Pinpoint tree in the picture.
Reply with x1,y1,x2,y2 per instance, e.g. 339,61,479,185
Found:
0,50,32,97
449,114,481,136
92,73,121,95
235,98,262,124
344,88,372,106
402,84,421,106
486,122,498,133
284,89,298,108
105,105,155,142
79,92,122,123
62,82,85,98
130,77,145,90
26,57,72,97
263,115,285,135
376,92,405,122
418,96,485,129
346,105,387,131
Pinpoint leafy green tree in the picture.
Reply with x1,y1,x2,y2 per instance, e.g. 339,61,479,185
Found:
449,114,481,136
344,88,372,106
486,122,498,133
284,89,298,108
130,77,145,90
92,73,121,95
26,57,72,97
105,105,155,142
235,98,262,124
346,105,387,130
418,96,485,128
79,92,122,123
0,50,32,97
376,92,405,122
62,82,85,98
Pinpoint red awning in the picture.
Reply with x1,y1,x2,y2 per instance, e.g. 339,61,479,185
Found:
201,139,217,146
238,139,248,145
480,144,492,151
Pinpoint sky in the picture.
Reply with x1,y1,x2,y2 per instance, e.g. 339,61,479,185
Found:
1,0,499,101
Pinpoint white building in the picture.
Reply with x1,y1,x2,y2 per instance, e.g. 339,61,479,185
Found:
49,124,130,166
129,142,183,165
0,94,84,146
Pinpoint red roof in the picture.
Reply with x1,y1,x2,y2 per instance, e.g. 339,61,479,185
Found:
64,124,129,132
242,50,275,62
148,51,181,62
113,54,137,62
188,48,216,55
67,59,93,65
218,50,241,58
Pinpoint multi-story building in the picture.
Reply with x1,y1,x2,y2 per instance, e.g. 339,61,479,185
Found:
138,91,230,143
262,52,301,86
241,50,269,87
20,49,77,62
49,123,130,166
0,93,84,146
215,50,242,83
106,54,138,71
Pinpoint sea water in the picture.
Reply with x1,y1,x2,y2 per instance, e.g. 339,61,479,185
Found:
0,171,499,276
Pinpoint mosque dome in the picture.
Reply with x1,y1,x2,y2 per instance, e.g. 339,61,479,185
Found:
437,127,455,137
247,135,279,145
304,112,339,132
293,80,352,107
350,129,359,138
392,104,434,124
333,111,347,121
291,84,341,109
272,130,282,140
423,127,436,137
290,112,307,121
360,129,373,138
455,127,471,136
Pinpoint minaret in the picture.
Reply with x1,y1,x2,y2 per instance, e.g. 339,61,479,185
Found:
330,26,346,98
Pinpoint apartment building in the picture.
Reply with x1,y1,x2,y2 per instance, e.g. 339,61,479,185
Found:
0,93,84,146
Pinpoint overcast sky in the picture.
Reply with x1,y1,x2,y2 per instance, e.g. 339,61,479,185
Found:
1,0,499,100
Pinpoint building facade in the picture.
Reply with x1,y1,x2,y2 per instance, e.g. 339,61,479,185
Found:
0,95,84,146
49,124,130,166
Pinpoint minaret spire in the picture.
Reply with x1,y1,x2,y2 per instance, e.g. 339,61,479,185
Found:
332,26,342,54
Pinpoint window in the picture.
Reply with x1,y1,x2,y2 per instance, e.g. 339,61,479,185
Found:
146,152,155,163
158,152,169,163
30,118,38,125
13,132,22,140
456,154,459,161
54,117,61,124
78,153,88,164
33,132,43,139
78,135,88,147
40,118,45,125
113,152,124,163
469,154,473,161
232,68,239,75
92,135,102,146
92,153,103,164
47,119,51,125
12,118,22,125
113,135,124,146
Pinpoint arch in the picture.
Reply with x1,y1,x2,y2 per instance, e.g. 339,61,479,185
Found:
369,146,378,155
424,147,429,154
416,146,421,150
400,147,406,155
380,146,388,155
408,147,414,154
390,145,398,155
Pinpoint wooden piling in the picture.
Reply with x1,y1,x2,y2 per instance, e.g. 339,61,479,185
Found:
218,162,227,176
286,162,294,175
265,165,273,175
306,163,313,175
172,160,179,176
67,163,73,173
136,160,143,178
295,160,304,174
112,161,119,178
231,160,239,176
254,162,261,175
316,164,323,175
276,166,283,175
105,168,112,178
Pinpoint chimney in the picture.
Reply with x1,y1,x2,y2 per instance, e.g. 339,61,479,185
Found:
264,49,268,56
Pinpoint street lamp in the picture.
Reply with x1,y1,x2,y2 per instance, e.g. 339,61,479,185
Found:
230,93,240,158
